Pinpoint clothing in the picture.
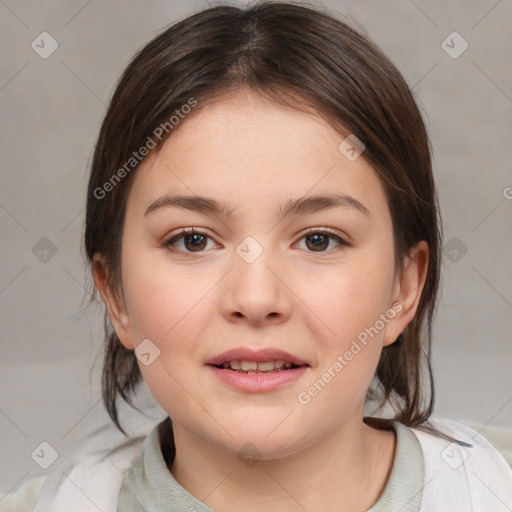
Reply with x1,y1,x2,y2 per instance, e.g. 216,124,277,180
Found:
5,415,512,511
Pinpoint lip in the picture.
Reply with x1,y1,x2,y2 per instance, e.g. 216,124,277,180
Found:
206,364,309,393
205,346,309,366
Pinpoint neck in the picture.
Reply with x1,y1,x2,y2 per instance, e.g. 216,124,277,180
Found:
167,413,396,512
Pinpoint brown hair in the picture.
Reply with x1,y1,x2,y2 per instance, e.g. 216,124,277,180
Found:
84,1,444,439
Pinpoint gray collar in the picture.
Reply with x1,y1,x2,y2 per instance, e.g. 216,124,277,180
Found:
366,417,424,512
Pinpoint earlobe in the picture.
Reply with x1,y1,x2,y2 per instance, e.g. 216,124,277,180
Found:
91,254,135,350
383,241,429,346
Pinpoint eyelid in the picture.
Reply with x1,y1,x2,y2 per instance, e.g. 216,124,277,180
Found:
299,226,347,240
167,227,214,239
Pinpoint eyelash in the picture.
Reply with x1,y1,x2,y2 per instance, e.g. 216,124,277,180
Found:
163,227,350,256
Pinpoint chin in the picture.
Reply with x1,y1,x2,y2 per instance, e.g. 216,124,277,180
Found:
211,422,311,462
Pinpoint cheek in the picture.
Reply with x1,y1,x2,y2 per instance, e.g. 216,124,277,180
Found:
120,241,217,375
121,237,197,333
303,254,394,348
121,250,214,415
294,254,394,403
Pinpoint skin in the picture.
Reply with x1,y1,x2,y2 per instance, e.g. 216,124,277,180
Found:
93,89,428,512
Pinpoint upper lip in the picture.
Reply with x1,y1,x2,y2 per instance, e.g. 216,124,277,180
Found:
206,347,309,366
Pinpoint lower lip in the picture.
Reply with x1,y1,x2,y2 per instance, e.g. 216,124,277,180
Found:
206,365,309,392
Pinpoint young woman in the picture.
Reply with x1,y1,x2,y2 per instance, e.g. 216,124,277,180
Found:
15,1,512,511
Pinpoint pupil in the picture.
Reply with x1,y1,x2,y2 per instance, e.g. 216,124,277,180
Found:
306,233,328,251
184,233,206,251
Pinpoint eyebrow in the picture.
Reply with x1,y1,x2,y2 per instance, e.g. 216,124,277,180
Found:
144,193,371,219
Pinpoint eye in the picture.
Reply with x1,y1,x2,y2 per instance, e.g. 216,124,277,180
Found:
164,228,217,253
296,228,349,252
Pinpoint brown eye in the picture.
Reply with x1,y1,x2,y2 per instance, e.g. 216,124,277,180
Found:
297,230,348,253
182,233,208,251
165,229,215,253
305,233,329,251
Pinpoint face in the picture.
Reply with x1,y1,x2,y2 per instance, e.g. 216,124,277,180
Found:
96,90,426,459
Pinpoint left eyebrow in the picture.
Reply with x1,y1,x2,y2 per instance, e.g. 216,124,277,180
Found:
144,193,371,219
144,195,236,218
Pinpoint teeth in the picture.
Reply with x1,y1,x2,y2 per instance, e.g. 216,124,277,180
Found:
241,360,258,371
257,361,274,371
220,359,298,372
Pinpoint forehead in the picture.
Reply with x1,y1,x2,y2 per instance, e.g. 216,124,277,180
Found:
161,91,344,163
127,91,390,223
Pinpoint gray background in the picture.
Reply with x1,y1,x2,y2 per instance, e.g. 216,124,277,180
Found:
1,0,511,497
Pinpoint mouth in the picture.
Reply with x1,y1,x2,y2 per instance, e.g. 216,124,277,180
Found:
209,359,308,374
206,357,310,393
205,346,310,375
205,347,311,393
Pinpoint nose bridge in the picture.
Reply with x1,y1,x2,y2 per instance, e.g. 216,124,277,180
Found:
234,237,280,299
220,235,292,323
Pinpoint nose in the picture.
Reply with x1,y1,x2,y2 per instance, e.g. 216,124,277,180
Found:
219,249,293,327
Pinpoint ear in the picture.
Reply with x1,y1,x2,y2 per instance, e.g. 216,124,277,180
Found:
383,240,429,346
91,254,135,350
